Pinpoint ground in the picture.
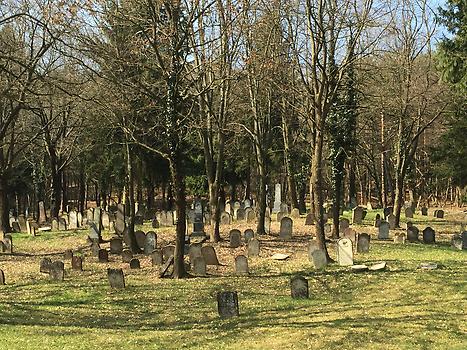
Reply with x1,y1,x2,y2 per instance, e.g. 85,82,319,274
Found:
0,208,466,350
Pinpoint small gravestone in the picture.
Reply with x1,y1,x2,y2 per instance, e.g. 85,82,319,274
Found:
422,227,435,244
279,217,293,240
192,256,207,276
236,208,246,221
311,249,327,269
374,214,382,227
229,229,242,248
0,270,4,285
244,229,254,243
290,208,300,219
307,240,320,262
405,207,414,219
357,233,370,253
121,249,133,263
246,208,255,223
247,238,260,257
59,217,67,231
394,232,406,244
220,212,231,225
134,231,146,250
421,207,428,216
51,219,59,231
129,258,140,269
387,214,396,229
451,234,462,250
305,213,315,225
352,207,364,224
290,276,309,299
2,235,12,253
339,218,350,233
40,257,53,273
144,231,157,255
235,255,249,275
378,221,390,239
202,246,220,265
49,261,65,281
108,268,125,289
64,249,73,260
337,238,353,266
72,256,83,271
407,226,419,242
152,218,160,229
90,241,100,257
217,291,239,318
162,245,175,261
98,249,109,263
151,249,163,266
110,238,123,254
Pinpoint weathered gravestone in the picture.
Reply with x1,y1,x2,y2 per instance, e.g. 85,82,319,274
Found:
422,227,435,244
116,204,126,234
110,238,123,254
339,218,350,233
387,214,396,229
405,207,414,219
40,257,52,273
144,231,157,255
378,221,390,240
64,249,73,260
374,214,382,228
245,208,255,223
247,238,260,257
49,261,65,281
89,222,101,242
98,249,109,263
201,246,220,265
264,216,271,234
2,235,12,253
394,232,406,244
101,211,110,230
188,243,203,264
343,228,357,247
357,233,370,253
129,258,140,269
220,212,231,225
352,207,365,224
51,219,59,231
290,208,300,219
290,276,309,299
279,217,293,240
337,238,353,266
217,291,239,318
192,199,205,237
11,221,21,233
192,257,207,276
434,210,444,219
69,211,78,230
135,231,146,250
38,201,47,223
462,231,467,250
72,256,83,271
236,208,246,221
324,223,332,237
121,249,133,263
235,255,249,275
162,245,175,261
151,249,163,266
229,229,242,248
421,207,428,216
0,270,4,285
305,213,315,225
59,217,67,231
272,183,282,213
407,226,419,242
107,268,125,289
241,229,254,243
90,242,100,257
18,215,27,232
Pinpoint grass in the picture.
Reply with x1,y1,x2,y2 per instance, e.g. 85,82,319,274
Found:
0,209,466,350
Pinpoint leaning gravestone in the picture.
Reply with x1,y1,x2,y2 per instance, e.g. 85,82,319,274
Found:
192,256,207,276
248,238,260,257
423,227,435,244
337,238,353,266
407,226,419,242
151,249,163,266
40,257,52,273
357,233,370,253
121,249,133,263
89,222,100,241
90,242,100,257
72,256,83,271
305,213,315,225
201,246,220,265
235,255,249,275
378,221,390,240
244,229,254,243
217,291,239,318
405,207,414,219
144,231,157,255
279,217,293,240
110,238,123,254
229,229,242,248
49,261,65,281
290,275,309,299
107,268,125,289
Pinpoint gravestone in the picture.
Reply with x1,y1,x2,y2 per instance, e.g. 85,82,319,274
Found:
244,229,254,243
225,202,232,215
305,213,315,225
116,204,126,234
0,270,4,285
188,243,203,263
434,210,444,219
40,257,53,273
93,208,102,231
129,258,140,269
339,218,350,233
201,246,220,265
405,207,414,219
144,231,157,255
135,230,146,250
98,249,109,263
2,235,12,253
101,211,110,229
11,221,21,233
51,219,59,231
394,232,406,244
422,227,435,244
235,255,249,275
18,215,27,232
279,217,293,240
38,201,47,223
72,256,83,271
151,249,163,266
384,207,393,219
152,218,160,229
162,245,175,261
378,221,390,239
352,207,365,224
90,242,100,257
236,208,246,221
264,216,271,234
406,221,413,229
64,249,73,260
357,233,370,253
121,249,133,263
324,223,332,237
421,207,428,216
192,199,205,237
229,229,242,248
59,217,67,231
272,183,282,213
337,238,353,266
220,212,231,225
450,234,462,250
343,228,357,246
290,276,309,299
110,238,123,254
462,231,467,250
276,211,286,223
49,261,65,281
407,226,419,242
192,256,207,276
245,208,255,223
290,208,300,219
107,268,125,289
217,291,239,318
307,240,320,261
374,214,382,227
247,238,260,257
387,214,396,229
89,222,100,241
69,210,78,230
311,249,327,269
86,208,94,223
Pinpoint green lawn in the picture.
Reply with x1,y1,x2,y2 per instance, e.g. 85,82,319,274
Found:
0,215,466,350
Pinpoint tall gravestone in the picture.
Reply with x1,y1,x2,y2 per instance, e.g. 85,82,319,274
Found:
116,204,126,234
245,208,255,223
144,231,157,255
191,199,205,237
337,238,353,266
38,201,47,224
69,210,78,230
272,183,281,213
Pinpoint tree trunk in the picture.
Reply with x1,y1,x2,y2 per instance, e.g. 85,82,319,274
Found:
125,141,141,253
0,174,11,234
78,162,86,214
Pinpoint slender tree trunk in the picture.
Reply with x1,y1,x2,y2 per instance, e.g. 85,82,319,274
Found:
78,162,86,214
125,140,140,253
0,174,11,234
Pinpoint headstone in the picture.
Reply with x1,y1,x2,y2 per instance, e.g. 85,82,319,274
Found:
69,210,78,230
229,229,242,248
102,211,110,229
324,223,332,237
49,261,65,281
352,207,364,224
245,208,255,223
374,213,382,227
235,255,249,275
107,268,125,289
51,219,59,231
337,238,353,266
90,241,100,257
279,217,293,240
64,249,73,260
451,234,462,250
121,249,133,263
387,214,396,229
351,264,369,272
2,235,12,253
89,222,100,241
192,256,207,276
59,217,67,231
394,232,406,244
422,227,435,244
98,249,109,262
135,230,146,250
339,218,350,233
144,231,157,255
272,183,282,213
201,246,220,265
11,221,20,233
151,218,160,229
462,231,467,250
151,249,163,266
236,208,246,221
247,238,260,257
162,245,175,261
38,201,47,223
264,216,271,234
290,276,309,299
220,212,231,225
407,226,419,242
434,210,444,219
192,199,205,237
72,256,83,271
110,238,123,254
290,208,300,219
305,213,315,225
307,240,320,261
369,261,387,271
357,233,370,253
116,204,126,234
188,243,203,263
129,258,140,269
309,245,327,269
343,228,357,246
40,257,52,273
0,270,4,285
217,291,239,318
405,207,414,219
244,229,254,243
18,215,27,232
378,221,390,239
421,207,428,216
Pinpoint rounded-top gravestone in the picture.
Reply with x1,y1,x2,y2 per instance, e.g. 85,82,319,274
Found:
422,227,435,244
290,275,309,299
229,229,242,248
279,217,293,240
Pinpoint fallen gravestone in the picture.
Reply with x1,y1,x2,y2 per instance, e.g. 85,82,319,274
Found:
217,291,239,318
108,268,125,288
369,261,387,271
351,265,368,272
290,276,309,299
270,253,290,260
419,262,438,270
